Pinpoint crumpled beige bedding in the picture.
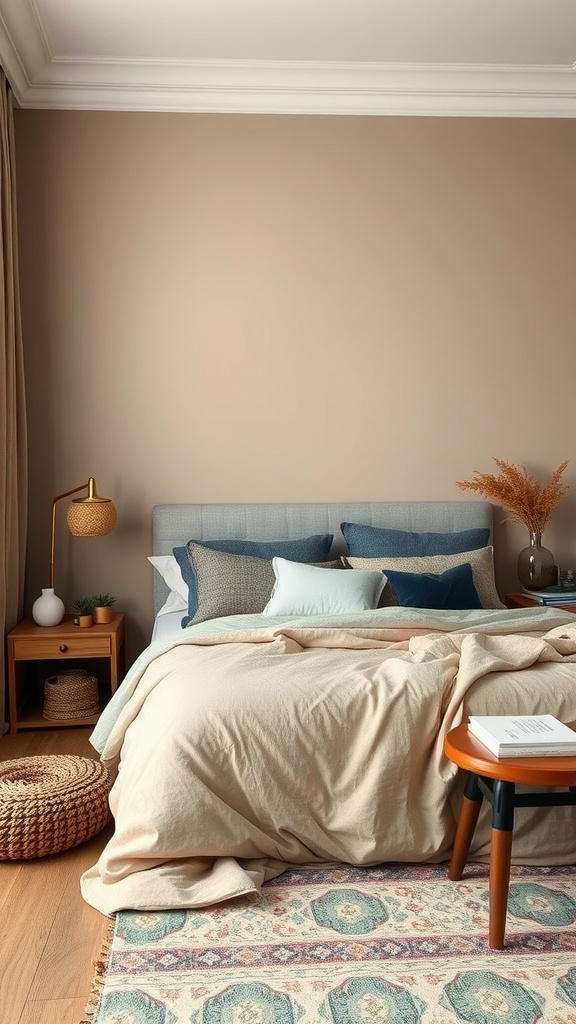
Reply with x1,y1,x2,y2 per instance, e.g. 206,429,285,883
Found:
80,610,576,915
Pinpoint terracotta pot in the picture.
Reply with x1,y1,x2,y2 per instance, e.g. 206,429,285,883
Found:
92,606,115,624
74,614,93,628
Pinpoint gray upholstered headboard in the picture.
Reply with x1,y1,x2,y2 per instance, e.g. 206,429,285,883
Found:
151,500,493,617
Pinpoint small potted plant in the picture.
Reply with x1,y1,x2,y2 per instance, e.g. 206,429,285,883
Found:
91,593,117,624
73,597,94,627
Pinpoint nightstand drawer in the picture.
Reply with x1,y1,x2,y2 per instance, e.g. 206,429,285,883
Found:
11,634,112,660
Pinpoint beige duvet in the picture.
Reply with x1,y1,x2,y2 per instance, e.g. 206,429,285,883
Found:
81,608,576,915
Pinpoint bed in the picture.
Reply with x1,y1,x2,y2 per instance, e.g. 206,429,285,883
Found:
80,500,576,916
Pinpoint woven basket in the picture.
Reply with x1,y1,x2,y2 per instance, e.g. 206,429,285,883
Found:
43,668,100,720
0,755,111,860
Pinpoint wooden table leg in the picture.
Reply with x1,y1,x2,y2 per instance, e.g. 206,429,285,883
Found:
448,772,483,881
488,779,515,950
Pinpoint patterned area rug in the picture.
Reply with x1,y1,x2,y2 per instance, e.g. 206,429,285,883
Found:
82,862,576,1024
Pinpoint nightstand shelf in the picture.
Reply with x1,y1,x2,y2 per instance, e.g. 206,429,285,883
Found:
6,614,125,734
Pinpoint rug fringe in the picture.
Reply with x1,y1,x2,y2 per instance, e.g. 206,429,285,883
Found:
78,916,116,1023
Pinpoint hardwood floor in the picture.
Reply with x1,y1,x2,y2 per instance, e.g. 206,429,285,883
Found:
0,728,113,1024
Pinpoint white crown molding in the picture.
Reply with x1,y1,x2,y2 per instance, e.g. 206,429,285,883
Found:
0,2,575,116
2,58,575,116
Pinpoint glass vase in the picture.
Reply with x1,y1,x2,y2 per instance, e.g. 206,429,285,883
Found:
517,531,555,590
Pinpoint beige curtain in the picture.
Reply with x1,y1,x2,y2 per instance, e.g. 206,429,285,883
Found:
0,69,27,735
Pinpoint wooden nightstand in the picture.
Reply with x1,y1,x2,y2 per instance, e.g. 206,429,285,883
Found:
6,613,125,734
506,593,576,613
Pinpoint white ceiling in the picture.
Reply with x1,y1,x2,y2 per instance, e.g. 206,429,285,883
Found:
0,0,574,116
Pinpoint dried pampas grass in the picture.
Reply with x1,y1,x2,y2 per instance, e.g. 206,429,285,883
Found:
456,458,569,533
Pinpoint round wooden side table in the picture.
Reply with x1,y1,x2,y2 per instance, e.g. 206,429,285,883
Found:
444,721,576,949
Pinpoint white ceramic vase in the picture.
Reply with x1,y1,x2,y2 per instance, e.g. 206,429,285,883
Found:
32,588,65,627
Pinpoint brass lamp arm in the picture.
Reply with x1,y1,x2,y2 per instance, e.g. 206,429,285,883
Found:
49,478,97,588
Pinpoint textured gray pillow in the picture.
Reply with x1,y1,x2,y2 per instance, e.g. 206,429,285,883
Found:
187,543,341,625
187,543,276,624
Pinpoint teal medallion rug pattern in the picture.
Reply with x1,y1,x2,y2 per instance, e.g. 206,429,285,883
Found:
82,863,576,1024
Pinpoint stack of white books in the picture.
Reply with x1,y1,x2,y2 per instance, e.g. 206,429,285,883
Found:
468,715,576,758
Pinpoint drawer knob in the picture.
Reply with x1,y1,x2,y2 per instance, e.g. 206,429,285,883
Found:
59,644,67,653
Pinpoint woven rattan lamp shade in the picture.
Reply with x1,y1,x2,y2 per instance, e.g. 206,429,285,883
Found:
66,495,117,536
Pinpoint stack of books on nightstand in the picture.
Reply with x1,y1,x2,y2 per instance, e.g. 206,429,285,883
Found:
468,715,576,757
522,586,576,605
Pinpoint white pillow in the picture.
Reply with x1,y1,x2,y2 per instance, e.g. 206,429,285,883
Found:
148,555,188,615
263,557,386,617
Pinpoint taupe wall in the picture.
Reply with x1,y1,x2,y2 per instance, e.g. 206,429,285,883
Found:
14,112,576,660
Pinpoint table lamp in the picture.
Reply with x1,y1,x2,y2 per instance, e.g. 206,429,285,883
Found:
32,477,117,626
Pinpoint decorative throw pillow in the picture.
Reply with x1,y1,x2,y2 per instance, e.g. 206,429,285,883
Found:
186,544,276,625
343,547,504,609
341,523,490,558
263,558,386,617
383,563,482,610
174,533,334,624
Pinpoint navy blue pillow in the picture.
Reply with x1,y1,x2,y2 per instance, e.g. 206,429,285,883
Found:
341,523,489,558
383,563,482,610
174,534,334,623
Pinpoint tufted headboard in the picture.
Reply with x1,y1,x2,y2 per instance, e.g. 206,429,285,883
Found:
151,500,493,617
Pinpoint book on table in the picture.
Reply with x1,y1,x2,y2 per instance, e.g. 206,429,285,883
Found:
522,586,576,605
467,715,576,757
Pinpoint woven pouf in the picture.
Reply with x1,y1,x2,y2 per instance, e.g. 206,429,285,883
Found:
0,754,111,860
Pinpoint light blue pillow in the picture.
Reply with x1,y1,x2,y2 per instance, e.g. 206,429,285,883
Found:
383,563,482,610
174,534,334,624
341,523,490,558
263,558,386,617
